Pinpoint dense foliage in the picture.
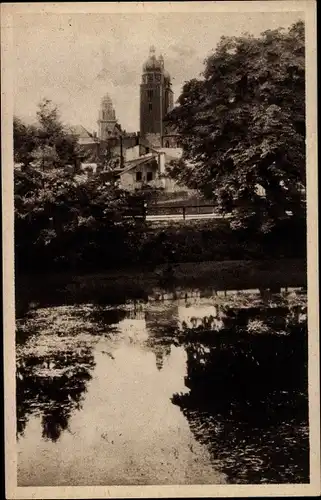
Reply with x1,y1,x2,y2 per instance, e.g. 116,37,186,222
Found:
14,100,148,272
167,21,306,232
15,166,147,270
14,99,80,169
15,162,305,272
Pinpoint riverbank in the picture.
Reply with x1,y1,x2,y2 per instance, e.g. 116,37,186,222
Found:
16,258,306,316
16,214,306,274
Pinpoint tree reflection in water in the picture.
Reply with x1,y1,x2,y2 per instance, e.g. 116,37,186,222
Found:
172,297,309,484
17,347,95,442
15,304,122,442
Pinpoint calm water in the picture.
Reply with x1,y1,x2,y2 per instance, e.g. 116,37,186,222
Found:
16,286,309,486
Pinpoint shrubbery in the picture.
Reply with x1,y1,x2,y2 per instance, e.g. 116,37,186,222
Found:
15,185,306,273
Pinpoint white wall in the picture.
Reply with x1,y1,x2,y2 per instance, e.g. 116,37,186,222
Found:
158,152,166,175
125,146,140,162
157,148,183,160
120,162,159,191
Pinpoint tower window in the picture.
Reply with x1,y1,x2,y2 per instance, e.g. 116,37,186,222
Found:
146,171,153,182
147,89,153,100
136,171,142,182
149,103,153,112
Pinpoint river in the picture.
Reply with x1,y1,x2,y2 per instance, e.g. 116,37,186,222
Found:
16,285,309,486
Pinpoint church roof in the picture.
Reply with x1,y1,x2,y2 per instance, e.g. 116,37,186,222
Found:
68,125,94,139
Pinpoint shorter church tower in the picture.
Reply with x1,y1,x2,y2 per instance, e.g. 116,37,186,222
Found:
97,94,120,141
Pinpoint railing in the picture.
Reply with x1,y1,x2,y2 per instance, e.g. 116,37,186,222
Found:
124,204,227,220
147,204,217,218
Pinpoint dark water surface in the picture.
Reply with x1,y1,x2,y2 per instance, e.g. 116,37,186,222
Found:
16,286,309,486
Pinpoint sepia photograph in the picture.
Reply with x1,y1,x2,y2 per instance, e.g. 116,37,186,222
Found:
2,1,319,498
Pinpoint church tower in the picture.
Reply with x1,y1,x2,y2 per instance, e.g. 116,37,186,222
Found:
97,94,120,141
140,46,174,147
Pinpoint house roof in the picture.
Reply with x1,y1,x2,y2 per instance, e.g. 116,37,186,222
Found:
116,153,158,175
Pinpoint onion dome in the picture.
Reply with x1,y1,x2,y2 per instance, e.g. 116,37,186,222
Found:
143,46,162,72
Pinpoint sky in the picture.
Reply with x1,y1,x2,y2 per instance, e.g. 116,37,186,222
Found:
13,9,304,134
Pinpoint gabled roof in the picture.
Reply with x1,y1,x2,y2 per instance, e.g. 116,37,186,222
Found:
117,153,158,175
67,125,98,145
68,125,94,139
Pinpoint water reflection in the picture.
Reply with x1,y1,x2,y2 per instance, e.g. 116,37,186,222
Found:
171,328,308,483
16,288,308,485
16,306,104,441
170,291,308,483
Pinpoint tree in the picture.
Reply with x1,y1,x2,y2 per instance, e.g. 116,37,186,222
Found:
31,145,60,170
36,99,80,167
167,21,305,232
13,118,38,167
14,99,80,169
14,99,148,271
14,163,145,271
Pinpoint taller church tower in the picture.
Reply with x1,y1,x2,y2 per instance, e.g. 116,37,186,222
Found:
140,46,174,147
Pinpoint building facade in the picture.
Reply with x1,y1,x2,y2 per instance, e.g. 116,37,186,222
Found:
71,49,183,190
